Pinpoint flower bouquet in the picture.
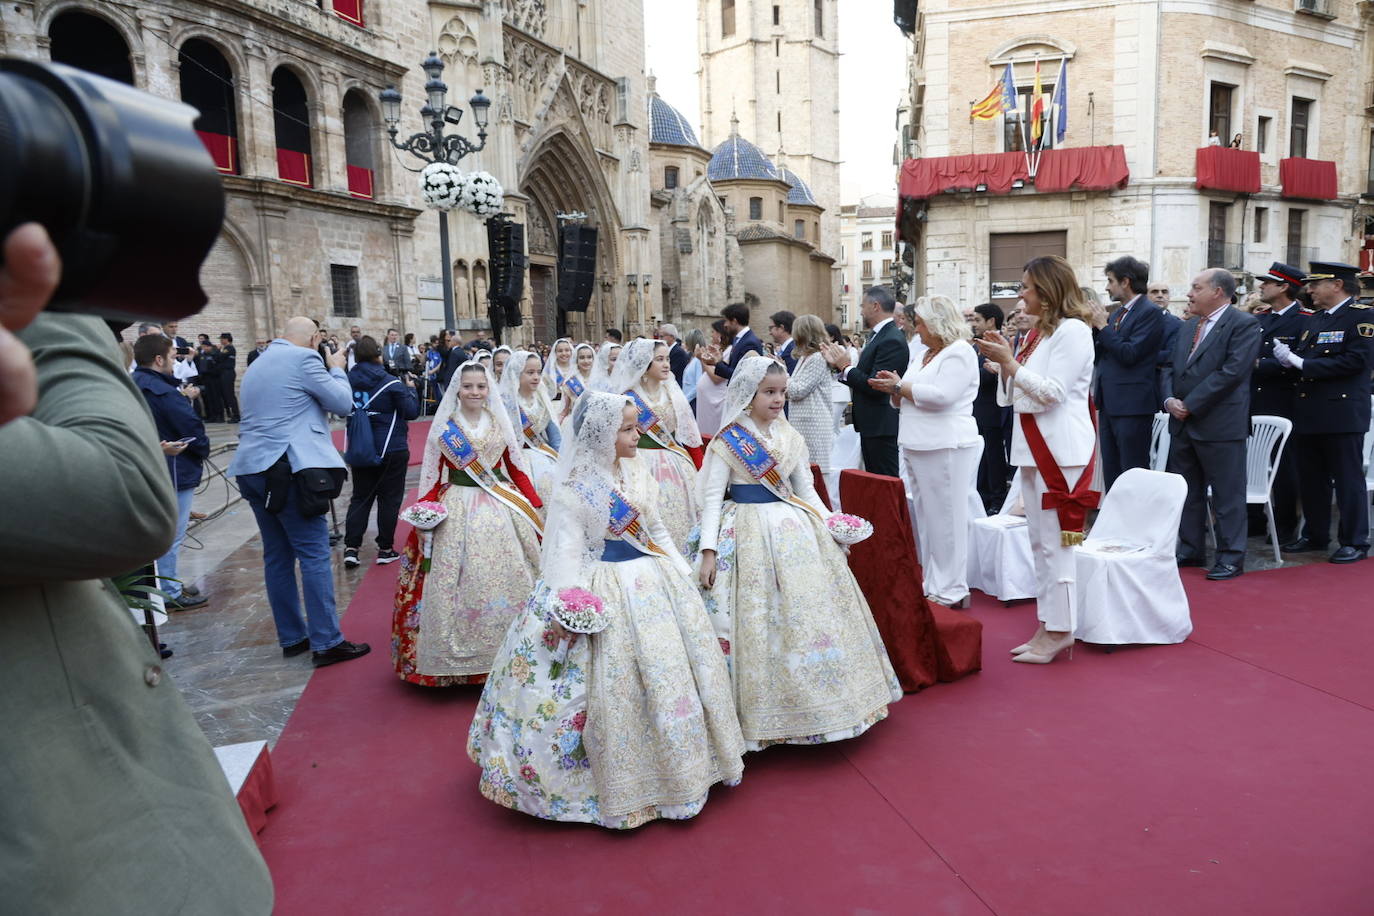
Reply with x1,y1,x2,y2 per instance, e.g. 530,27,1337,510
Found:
825,512,874,545
400,500,448,560
547,587,608,635
419,162,465,211
459,170,504,217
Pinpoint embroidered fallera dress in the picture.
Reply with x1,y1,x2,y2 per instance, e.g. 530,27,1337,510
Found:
696,415,902,750
517,391,560,502
391,409,543,686
627,382,700,555
467,457,745,828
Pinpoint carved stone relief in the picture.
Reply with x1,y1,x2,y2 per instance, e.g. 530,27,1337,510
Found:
502,0,547,38
437,16,480,71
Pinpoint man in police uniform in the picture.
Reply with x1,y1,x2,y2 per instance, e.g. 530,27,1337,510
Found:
1249,262,1307,542
1274,262,1373,563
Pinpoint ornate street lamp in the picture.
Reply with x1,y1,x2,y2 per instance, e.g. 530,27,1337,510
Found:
380,53,492,332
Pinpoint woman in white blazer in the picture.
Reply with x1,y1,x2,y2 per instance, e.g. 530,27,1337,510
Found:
873,296,980,607
974,256,1096,664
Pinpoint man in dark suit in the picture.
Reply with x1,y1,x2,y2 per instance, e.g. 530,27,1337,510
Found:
1097,256,1165,490
1148,282,1182,399
1162,268,1262,580
218,332,239,422
658,323,691,385
382,327,409,376
1248,262,1307,542
769,310,798,372
970,303,1011,510
195,340,224,422
701,302,764,381
823,286,908,477
1275,262,1373,563
246,338,269,366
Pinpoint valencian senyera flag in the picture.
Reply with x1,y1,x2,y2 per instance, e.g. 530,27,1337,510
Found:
970,63,1019,121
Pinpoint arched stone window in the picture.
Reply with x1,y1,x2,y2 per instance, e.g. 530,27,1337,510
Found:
697,206,716,309
272,67,313,187
664,165,679,189
342,89,376,198
49,10,132,84
748,196,762,220
180,39,239,174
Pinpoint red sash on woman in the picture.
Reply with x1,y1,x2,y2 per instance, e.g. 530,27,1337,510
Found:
1018,400,1100,546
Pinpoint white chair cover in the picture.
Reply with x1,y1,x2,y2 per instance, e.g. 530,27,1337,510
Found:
1149,412,1170,472
828,424,862,509
1074,468,1191,645
1245,415,1293,564
966,472,1038,601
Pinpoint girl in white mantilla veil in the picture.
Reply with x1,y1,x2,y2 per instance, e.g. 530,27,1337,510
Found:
541,337,575,402
589,341,621,391
695,355,901,751
499,350,561,502
606,337,704,555
468,391,745,829
391,360,544,687
558,342,597,419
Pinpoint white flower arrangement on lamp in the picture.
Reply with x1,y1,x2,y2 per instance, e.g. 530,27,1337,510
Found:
419,162,465,211
458,170,504,218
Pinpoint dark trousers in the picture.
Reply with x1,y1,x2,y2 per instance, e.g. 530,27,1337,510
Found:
200,376,224,421
1297,432,1370,549
219,372,239,421
860,434,899,478
1169,432,1248,567
1099,411,1153,490
976,424,1010,509
344,451,409,550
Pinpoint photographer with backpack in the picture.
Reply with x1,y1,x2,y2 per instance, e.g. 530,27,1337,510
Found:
344,336,419,568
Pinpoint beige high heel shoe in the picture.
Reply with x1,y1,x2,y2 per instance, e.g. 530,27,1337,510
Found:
1012,632,1075,664
1011,623,1047,655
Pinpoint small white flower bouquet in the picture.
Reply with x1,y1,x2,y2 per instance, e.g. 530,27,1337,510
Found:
400,500,448,561
547,587,608,635
419,162,464,210
460,170,504,217
826,512,874,545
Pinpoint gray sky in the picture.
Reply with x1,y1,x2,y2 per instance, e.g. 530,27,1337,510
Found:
644,2,909,203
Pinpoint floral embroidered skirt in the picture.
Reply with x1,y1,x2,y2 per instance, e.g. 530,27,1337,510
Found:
640,448,697,556
523,445,558,505
391,482,541,686
466,554,745,828
698,500,902,750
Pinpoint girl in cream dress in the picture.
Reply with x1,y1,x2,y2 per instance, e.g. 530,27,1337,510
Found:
499,350,561,502
391,361,543,686
468,392,745,828
541,337,575,402
607,338,704,555
696,355,901,750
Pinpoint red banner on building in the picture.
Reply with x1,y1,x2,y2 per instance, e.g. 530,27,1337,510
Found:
347,165,374,200
276,149,312,188
1194,146,1260,194
1279,158,1337,200
196,130,237,175
332,0,364,26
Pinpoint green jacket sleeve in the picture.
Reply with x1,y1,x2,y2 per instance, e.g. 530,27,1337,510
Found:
0,314,177,585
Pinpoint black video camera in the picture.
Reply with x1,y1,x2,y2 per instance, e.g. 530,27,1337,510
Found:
0,58,226,324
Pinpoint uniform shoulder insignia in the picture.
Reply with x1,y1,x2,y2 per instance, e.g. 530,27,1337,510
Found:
1300,308,1316,315
1357,323,1374,338
1351,303,1371,309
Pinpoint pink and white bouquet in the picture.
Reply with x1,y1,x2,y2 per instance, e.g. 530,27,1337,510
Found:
400,500,447,530
826,512,874,545
548,587,608,635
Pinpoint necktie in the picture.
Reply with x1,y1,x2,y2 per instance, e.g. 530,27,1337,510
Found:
1187,316,1208,358
1112,306,1128,331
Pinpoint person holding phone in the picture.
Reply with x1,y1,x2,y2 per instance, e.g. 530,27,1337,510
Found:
133,333,211,609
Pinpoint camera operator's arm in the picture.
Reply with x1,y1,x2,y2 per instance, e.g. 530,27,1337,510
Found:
0,224,58,425
302,346,354,415
0,313,177,584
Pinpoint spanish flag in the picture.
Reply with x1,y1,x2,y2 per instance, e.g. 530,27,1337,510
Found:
1030,58,1045,145
970,63,1019,121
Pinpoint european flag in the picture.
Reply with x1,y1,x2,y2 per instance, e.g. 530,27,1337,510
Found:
1052,59,1068,143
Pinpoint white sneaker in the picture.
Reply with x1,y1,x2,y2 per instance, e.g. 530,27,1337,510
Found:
343,548,360,568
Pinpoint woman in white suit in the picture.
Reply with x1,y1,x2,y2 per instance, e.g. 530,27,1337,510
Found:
872,295,980,608
974,256,1096,664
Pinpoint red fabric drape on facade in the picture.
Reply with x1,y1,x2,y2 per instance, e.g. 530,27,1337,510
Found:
332,0,364,26
276,149,312,187
1033,146,1130,193
347,165,374,199
1280,158,1338,200
899,146,1129,198
1194,146,1261,194
196,130,237,175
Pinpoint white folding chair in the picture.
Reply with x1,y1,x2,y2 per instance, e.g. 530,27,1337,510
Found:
1074,468,1191,645
967,473,1038,602
1245,415,1293,565
1149,411,1171,472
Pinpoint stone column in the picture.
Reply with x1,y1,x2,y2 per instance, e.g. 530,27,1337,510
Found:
241,40,275,180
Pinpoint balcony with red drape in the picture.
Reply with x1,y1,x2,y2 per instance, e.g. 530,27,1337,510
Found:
276,149,312,188
196,130,237,175
332,0,364,26
1280,158,1337,200
1195,146,1260,194
898,146,1129,199
347,165,374,199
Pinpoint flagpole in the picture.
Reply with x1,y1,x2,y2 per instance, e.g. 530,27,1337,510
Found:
969,101,976,154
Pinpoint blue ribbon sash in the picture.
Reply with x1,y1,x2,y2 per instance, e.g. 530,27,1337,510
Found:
715,422,822,520
565,376,585,398
607,488,667,557
437,417,543,536
625,388,693,468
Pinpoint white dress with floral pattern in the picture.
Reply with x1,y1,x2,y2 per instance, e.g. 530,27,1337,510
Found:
467,457,746,828
631,383,698,556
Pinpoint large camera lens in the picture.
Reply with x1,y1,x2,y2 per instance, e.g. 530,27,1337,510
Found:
0,58,225,324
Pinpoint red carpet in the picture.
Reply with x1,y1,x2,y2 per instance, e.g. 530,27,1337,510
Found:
331,419,431,466
258,557,1374,915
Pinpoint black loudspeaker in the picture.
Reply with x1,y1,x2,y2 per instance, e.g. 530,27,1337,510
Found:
486,217,525,327
556,224,598,312
894,0,917,34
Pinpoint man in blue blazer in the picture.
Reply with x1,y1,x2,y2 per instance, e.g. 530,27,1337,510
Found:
702,302,764,380
770,309,798,372
227,316,371,667
824,286,909,476
1097,256,1165,489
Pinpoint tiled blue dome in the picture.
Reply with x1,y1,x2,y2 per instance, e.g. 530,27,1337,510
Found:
781,167,818,206
708,132,782,182
649,95,701,147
